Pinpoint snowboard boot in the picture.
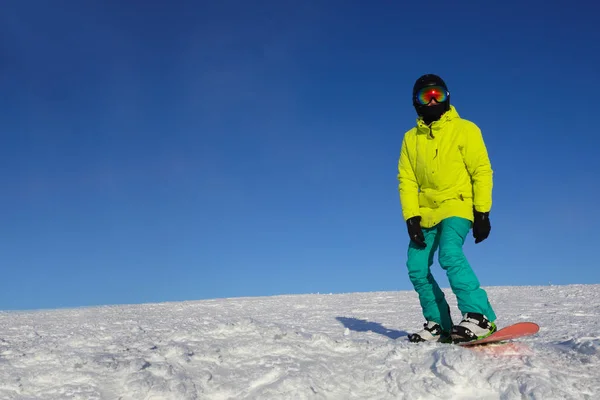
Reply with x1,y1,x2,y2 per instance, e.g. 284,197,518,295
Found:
408,321,452,343
451,312,497,344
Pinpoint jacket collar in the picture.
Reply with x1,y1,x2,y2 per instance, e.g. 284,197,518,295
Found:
416,105,460,134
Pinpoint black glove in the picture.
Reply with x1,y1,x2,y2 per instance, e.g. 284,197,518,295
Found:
473,210,491,244
406,216,426,248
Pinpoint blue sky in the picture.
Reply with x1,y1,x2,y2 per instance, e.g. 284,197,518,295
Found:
1,1,599,311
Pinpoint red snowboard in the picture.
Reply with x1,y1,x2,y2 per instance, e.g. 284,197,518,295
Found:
457,322,540,347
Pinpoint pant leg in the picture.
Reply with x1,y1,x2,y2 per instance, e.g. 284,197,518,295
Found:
437,217,496,321
406,225,453,331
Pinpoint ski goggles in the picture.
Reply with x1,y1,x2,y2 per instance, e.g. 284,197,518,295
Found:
415,85,449,105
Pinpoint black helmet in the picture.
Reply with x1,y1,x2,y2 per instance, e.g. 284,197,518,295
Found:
412,74,450,124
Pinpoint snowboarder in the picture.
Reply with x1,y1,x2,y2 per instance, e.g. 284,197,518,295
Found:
397,74,497,343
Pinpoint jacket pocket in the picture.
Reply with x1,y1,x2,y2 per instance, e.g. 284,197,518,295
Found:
418,190,439,209
419,188,472,209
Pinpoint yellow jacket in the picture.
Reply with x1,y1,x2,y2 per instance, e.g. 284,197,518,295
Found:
397,106,493,228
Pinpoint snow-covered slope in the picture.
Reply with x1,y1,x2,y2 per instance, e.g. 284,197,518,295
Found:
0,284,599,399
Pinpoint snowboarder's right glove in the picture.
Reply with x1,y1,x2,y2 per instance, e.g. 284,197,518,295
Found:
406,216,426,248
473,210,491,244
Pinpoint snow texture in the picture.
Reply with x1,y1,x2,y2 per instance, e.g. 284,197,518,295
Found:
0,284,599,399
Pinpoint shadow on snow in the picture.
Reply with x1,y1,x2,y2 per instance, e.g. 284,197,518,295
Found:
336,317,408,340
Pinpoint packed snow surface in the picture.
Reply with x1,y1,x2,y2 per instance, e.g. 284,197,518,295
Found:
1,284,599,399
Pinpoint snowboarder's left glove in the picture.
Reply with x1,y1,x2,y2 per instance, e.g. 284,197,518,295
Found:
473,210,491,244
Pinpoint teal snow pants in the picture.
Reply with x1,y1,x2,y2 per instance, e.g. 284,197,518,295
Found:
406,217,496,332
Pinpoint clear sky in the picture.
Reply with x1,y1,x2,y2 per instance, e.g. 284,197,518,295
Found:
2,0,599,311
